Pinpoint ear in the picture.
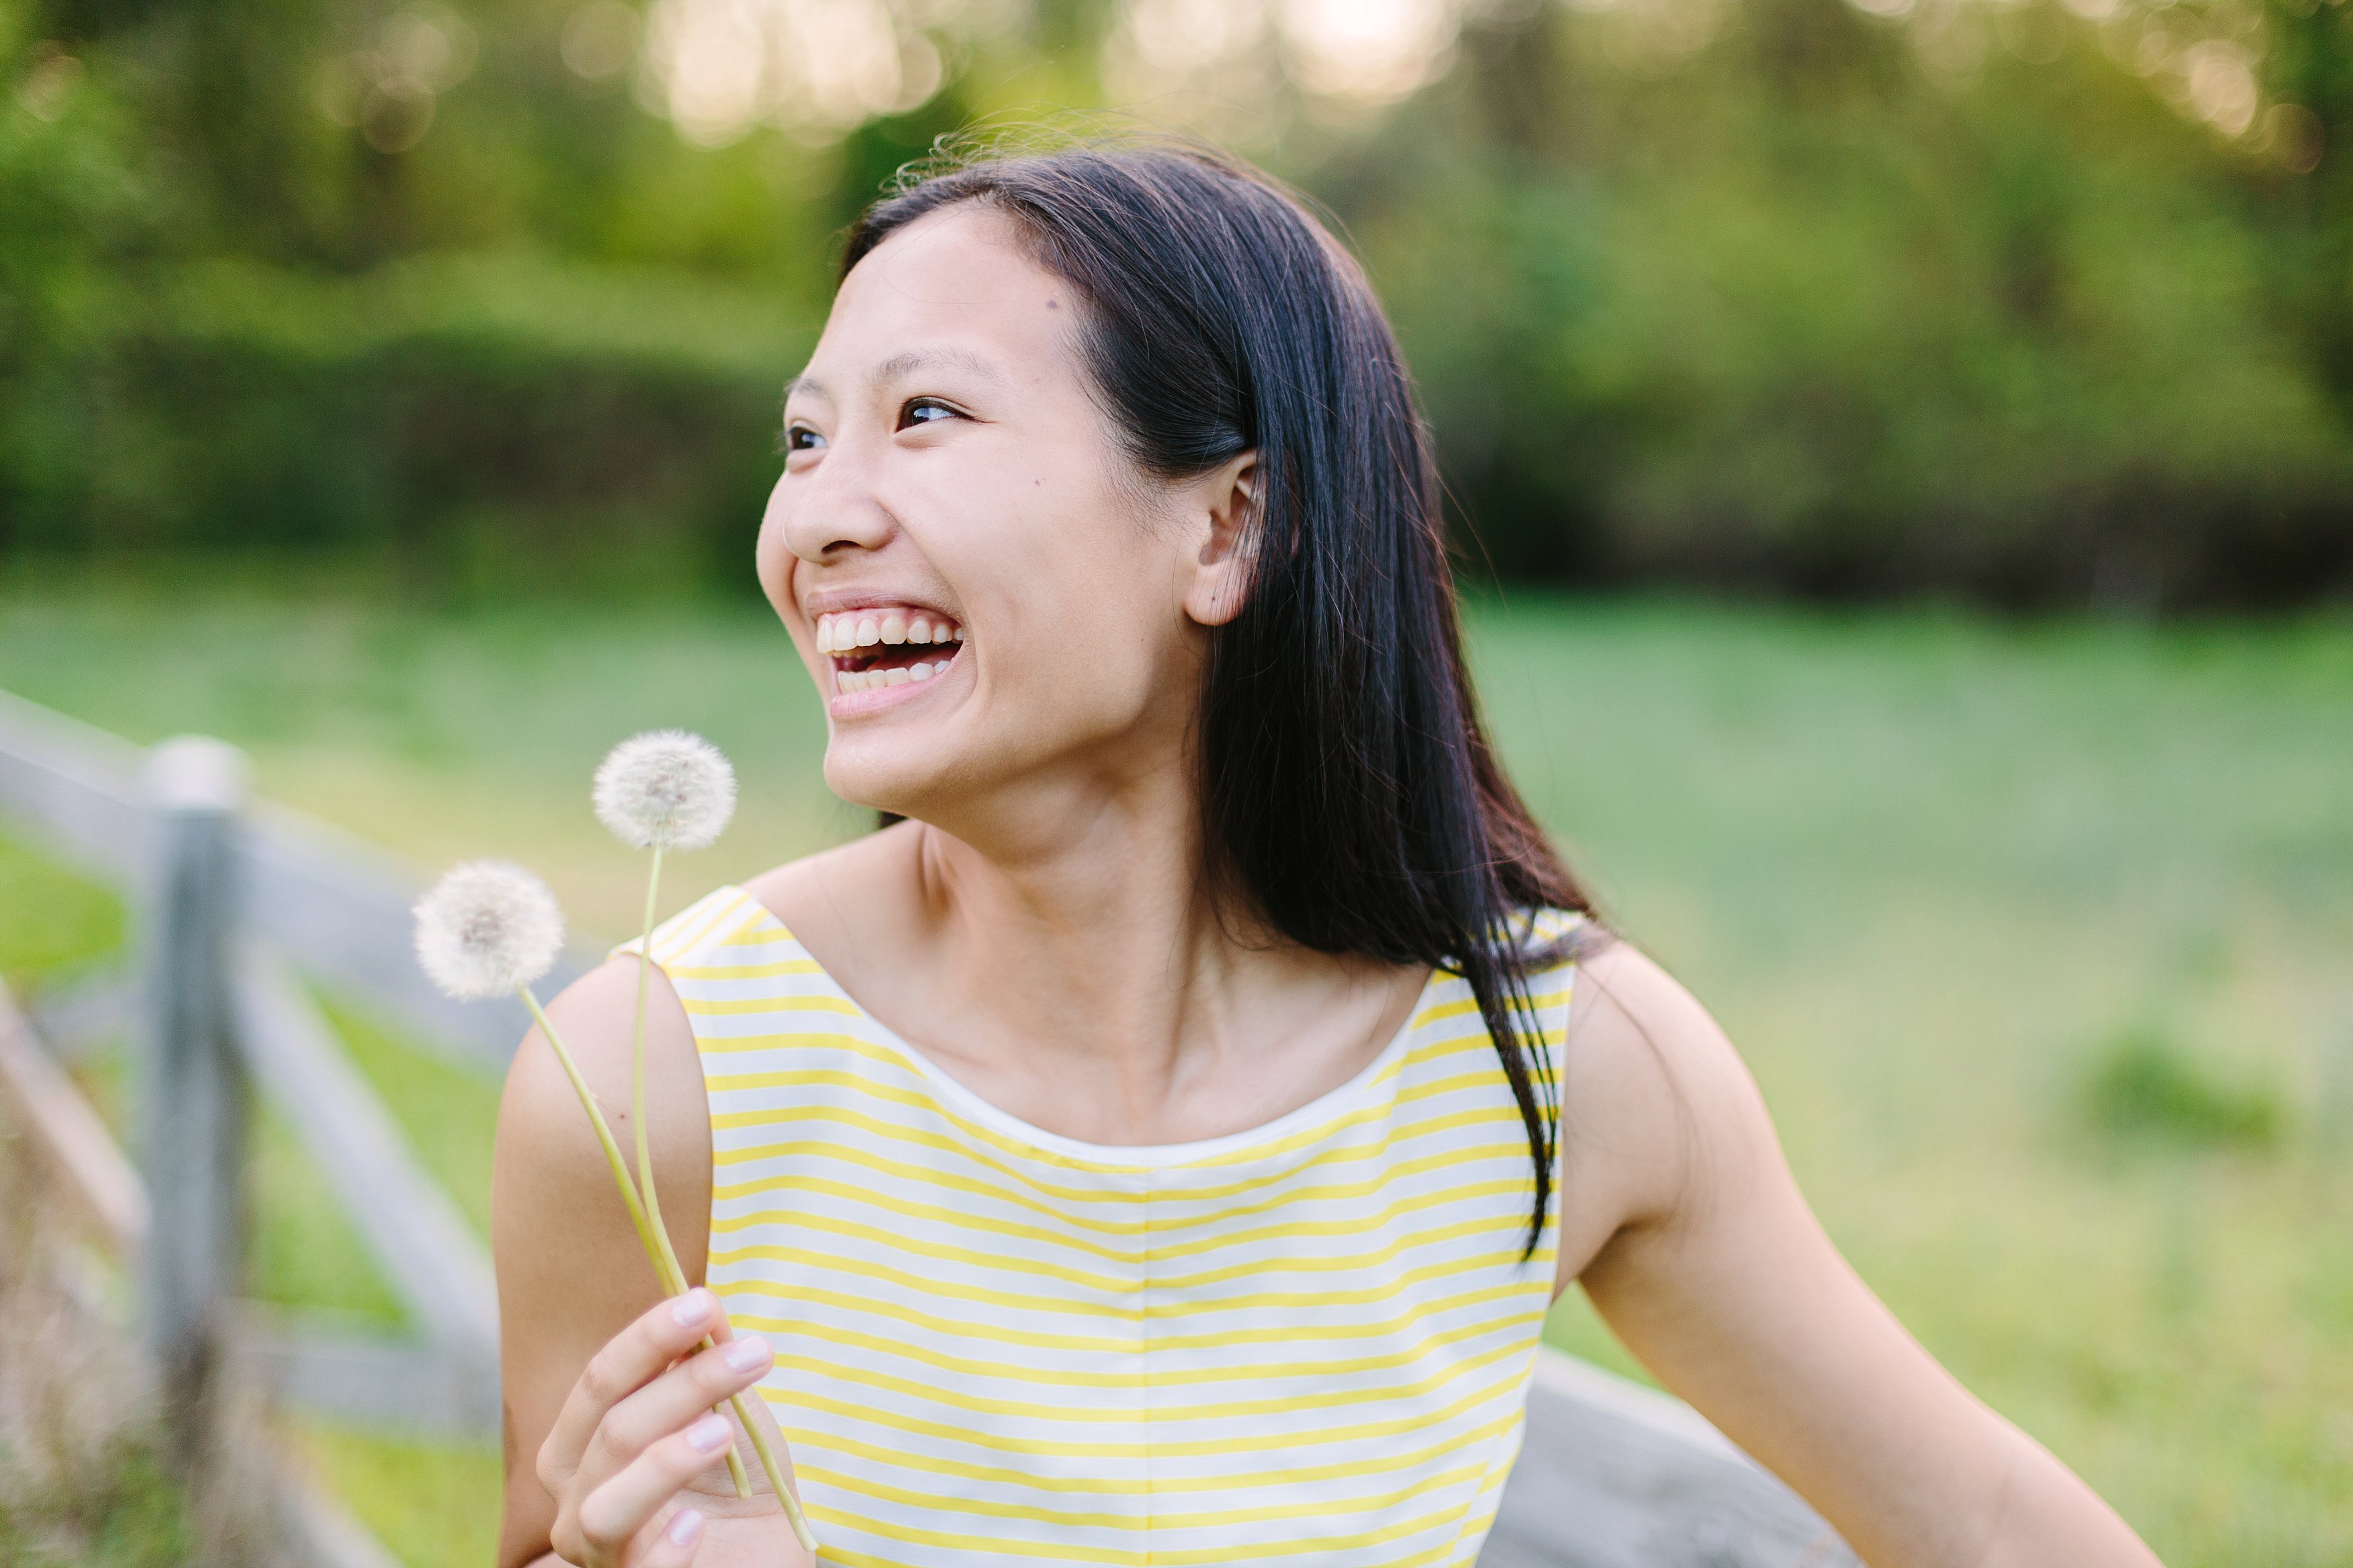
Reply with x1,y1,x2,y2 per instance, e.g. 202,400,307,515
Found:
1179,450,1258,629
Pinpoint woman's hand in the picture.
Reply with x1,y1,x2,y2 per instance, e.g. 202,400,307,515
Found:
536,1288,809,1568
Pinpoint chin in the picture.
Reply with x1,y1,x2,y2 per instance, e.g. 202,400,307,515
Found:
824,747,920,816
820,727,971,823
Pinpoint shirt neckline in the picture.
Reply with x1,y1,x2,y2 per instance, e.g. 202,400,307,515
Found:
715,884,1443,1168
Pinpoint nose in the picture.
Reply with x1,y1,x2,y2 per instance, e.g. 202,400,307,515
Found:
769,431,896,565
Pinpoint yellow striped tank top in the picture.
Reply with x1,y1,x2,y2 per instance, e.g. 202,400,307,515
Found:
645,886,1581,1567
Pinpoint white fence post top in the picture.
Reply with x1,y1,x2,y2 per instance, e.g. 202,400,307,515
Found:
147,736,249,813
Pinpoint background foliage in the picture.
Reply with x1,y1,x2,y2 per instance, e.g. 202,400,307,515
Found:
4,0,2352,605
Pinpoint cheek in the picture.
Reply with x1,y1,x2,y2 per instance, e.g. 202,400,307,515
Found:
932,456,1146,628
945,501,1183,728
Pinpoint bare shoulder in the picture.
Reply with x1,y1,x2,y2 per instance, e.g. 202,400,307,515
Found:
1554,938,1782,1290
740,819,928,960
490,921,725,1332
498,952,695,1163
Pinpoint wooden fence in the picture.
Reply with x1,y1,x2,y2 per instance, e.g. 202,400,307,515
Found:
0,684,1857,1568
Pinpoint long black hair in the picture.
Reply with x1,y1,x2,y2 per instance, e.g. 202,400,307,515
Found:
844,140,1601,1251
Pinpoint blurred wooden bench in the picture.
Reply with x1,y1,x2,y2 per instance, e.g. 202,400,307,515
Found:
1490,1348,1858,1566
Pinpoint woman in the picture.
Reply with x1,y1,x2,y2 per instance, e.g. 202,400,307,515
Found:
493,143,2161,1568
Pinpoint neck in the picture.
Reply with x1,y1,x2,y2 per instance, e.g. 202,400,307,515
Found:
891,757,1408,1138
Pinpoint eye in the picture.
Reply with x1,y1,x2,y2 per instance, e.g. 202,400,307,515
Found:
898,397,965,431
780,423,826,454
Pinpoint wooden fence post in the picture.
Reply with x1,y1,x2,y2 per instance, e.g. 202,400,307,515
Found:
137,735,250,1463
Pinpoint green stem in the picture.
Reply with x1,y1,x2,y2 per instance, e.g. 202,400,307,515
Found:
742,1396,820,1555
519,984,666,1268
631,845,691,1293
614,881,816,1556
518,984,754,1501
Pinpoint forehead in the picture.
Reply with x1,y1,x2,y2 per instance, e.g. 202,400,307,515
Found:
807,204,1076,383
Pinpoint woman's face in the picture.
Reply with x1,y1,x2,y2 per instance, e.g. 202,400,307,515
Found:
758,204,1250,827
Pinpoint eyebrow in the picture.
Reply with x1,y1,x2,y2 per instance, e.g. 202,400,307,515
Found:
785,346,1006,405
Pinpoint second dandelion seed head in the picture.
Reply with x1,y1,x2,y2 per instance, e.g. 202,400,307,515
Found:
594,730,737,851
413,860,565,1000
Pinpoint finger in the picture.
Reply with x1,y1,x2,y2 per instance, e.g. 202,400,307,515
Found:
590,1333,777,1481
577,1413,740,1557
543,1289,727,1485
638,1508,707,1568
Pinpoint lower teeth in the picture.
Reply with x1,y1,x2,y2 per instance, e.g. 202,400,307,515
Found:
840,656,947,693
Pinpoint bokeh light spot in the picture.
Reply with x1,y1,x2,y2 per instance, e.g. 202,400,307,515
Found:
563,0,643,80
15,44,83,122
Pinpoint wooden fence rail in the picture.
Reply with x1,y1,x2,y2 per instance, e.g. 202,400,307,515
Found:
0,688,596,1069
0,684,1857,1568
0,977,401,1568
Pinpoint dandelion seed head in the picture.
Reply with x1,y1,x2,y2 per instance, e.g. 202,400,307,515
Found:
414,861,565,1000
593,730,737,850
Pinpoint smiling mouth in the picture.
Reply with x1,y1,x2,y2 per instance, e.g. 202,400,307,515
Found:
815,608,965,694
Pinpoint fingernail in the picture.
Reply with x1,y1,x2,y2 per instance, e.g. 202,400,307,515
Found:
668,1509,705,1546
670,1289,711,1328
685,1413,732,1452
721,1335,772,1373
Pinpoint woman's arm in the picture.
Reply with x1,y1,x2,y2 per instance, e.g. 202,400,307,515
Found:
491,956,805,1568
1554,944,2161,1568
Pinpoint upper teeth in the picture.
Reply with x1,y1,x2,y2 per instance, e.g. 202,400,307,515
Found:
815,610,965,653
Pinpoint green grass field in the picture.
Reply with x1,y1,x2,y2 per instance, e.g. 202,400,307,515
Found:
1,575,2348,1567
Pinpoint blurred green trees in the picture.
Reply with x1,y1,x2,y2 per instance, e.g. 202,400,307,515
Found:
2,0,2349,605
1360,1,2353,597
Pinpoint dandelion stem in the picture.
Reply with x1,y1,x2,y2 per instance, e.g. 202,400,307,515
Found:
631,845,688,1290
615,872,815,1554
519,983,667,1270
517,984,754,1501
744,1399,819,1554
